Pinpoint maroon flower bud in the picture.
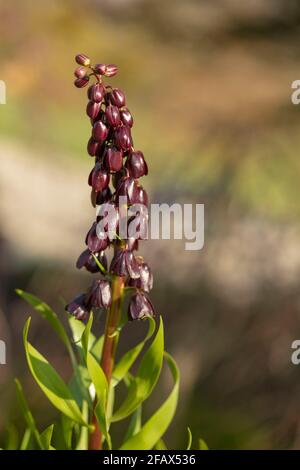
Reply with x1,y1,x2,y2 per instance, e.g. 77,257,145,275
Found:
105,64,118,77
110,249,140,279
105,147,123,172
75,53,90,67
94,63,107,75
89,280,112,309
127,210,148,241
105,105,121,127
89,83,105,103
65,293,91,321
128,262,153,293
74,66,87,78
89,164,110,192
120,108,133,128
74,76,89,88
76,248,107,273
95,186,113,205
134,184,148,206
86,101,101,120
85,222,109,252
125,151,148,178
110,88,126,108
128,292,155,321
112,170,125,190
96,202,119,238
87,137,99,157
93,121,109,142
115,175,139,205
115,126,132,150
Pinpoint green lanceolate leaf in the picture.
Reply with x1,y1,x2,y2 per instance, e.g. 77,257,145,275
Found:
20,429,33,450
199,438,209,450
124,406,142,442
75,401,89,450
52,415,74,450
112,317,164,423
155,439,167,450
16,290,71,352
81,313,93,360
112,316,156,387
16,291,91,410
23,318,88,427
40,424,54,450
5,425,19,450
15,378,44,450
69,315,103,361
91,334,104,361
81,317,112,449
119,351,180,450
186,427,193,450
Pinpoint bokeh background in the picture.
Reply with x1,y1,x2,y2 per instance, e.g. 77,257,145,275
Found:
1,0,300,449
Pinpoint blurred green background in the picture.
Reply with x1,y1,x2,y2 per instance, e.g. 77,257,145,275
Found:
1,0,300,449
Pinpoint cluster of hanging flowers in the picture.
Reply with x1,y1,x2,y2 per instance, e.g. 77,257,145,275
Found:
66,53,154,322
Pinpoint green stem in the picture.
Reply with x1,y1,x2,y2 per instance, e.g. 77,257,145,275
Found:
89,273,125,450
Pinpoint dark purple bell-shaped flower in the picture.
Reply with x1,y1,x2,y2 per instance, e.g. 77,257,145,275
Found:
91,185,113,208
87,137,99,157
86,101,101,120
128,262,153,293
120,108,133,128
89,279,112,308
93,120,109,142
88,163,110,192
96,202,119,241
95,186,113,205
110,88,126,108
105,105,121,127
128,292,155,321
110,249,140,279
88,83,105,103
134,184,148,206
105,147,123,172
115,174,139,206
65,293,91,321
128,211,148,241
85,222,109,252
114,126,132,151
76,248,107,273
125,150,148,178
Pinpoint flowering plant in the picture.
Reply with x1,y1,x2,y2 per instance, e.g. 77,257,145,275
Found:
5,54,205,451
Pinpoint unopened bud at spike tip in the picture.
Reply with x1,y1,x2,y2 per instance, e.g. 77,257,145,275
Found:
75,53,90,67
74,76,89,88
105,64,118,77
74,66,87,78
94,63,107,75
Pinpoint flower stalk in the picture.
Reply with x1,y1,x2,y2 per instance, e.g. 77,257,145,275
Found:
66,53,156,450
89,269,124,450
